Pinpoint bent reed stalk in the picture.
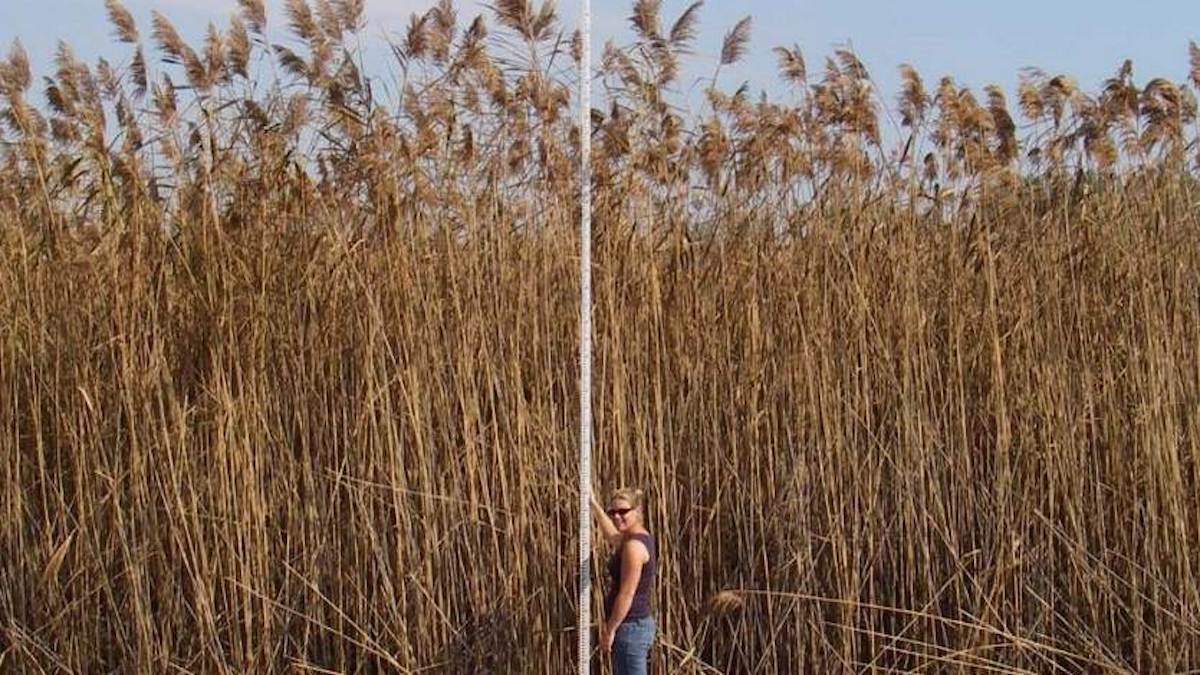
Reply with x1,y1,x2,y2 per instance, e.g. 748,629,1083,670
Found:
2,1,1200,672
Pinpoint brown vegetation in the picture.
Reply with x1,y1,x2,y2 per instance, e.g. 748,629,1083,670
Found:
2,0,1200,672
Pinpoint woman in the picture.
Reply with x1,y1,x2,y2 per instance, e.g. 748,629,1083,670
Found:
591,487,657,675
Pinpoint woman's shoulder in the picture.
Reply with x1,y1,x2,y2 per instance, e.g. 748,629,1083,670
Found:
620,531,655,553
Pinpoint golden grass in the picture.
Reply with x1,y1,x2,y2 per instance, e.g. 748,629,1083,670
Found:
2,1,1200,672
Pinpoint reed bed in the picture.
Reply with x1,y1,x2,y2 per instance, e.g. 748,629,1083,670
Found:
2,0,1200,672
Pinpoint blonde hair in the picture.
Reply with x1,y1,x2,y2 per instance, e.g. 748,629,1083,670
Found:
610,487,646,510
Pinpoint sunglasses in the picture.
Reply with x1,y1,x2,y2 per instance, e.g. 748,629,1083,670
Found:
606,507,635,518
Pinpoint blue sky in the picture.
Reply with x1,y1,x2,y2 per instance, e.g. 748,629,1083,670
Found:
3,0,1198,123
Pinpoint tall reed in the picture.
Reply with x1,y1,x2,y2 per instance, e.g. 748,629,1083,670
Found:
2,1,1200,672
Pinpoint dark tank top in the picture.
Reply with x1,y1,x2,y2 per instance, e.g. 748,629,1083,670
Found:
604,532,657,622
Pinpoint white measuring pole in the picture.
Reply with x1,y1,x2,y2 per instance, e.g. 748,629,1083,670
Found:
576,0,593,672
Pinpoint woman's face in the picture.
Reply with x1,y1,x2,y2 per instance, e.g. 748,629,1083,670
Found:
607,498,640,533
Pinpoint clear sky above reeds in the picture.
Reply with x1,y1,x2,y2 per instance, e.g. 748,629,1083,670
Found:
5,0,1198,115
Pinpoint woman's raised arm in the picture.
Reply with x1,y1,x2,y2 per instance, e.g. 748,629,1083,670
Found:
591,493,623,549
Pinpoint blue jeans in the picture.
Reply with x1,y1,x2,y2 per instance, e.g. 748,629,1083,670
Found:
612,616,655,675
